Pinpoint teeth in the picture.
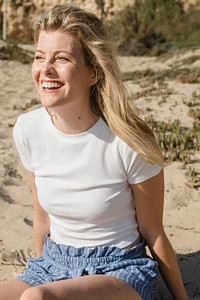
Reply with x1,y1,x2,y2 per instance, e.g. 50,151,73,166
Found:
42,82,63,89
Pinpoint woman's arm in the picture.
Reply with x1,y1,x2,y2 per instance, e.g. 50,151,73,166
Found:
130,170,189,300
27,171,50,256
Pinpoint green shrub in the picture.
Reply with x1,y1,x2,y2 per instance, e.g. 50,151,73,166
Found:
112,0,200,55
145,116,200,162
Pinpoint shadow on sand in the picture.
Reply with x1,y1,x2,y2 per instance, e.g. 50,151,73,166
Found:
155,250,200,299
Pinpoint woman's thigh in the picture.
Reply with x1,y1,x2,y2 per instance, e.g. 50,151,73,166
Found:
0,279,30,300
20,275,142,300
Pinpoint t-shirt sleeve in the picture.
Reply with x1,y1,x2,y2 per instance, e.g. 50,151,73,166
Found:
13,117,33,172
125,147,162,184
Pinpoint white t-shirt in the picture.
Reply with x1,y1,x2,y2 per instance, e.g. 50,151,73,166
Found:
13,107,161,248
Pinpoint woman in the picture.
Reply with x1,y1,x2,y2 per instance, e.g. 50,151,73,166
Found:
0,4,190,300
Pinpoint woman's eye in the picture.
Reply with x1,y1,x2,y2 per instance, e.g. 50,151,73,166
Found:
35,55,44,61
57,56,69,61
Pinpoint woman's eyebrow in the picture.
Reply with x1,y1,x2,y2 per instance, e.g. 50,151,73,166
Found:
35,50,76,60
35,49,73,55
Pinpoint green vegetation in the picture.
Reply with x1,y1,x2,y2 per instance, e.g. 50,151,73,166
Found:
122,68,200,83
185,166,200,188
143,92,200,188
112,0,200,55
145,116,200,163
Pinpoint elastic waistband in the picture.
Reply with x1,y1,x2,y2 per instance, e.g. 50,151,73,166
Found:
43,235,146,264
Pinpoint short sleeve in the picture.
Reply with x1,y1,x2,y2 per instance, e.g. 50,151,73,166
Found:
13,117,33,171
125,146,162,184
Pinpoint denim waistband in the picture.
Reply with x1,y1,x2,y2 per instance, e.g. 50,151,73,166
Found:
43,235,147,264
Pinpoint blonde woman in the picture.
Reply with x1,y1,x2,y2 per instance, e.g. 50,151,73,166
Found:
0,4,191,300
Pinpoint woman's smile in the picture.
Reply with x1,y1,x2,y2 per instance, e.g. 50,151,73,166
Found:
41,81,64,91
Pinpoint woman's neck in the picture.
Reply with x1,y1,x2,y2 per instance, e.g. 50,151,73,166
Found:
48,108,99,134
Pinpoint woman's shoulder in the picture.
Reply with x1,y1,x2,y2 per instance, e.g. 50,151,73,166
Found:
16,107,46,124
13,107,47,139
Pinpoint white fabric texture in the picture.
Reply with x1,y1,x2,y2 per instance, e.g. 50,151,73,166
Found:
13,107,161,248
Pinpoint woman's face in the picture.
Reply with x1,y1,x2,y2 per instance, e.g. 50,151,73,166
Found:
31,30,95,109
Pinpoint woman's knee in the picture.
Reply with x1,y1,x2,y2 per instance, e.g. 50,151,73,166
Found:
19,286,45,300
0,279,29,300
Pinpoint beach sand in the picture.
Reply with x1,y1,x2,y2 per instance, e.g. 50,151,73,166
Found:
0,43,199,298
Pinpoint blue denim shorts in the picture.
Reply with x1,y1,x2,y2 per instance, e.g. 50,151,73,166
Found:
17,236,158,300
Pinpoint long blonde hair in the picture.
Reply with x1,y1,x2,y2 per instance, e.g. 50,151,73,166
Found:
33,4,164,167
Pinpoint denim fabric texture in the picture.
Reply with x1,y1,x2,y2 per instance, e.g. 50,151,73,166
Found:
17,236,158,300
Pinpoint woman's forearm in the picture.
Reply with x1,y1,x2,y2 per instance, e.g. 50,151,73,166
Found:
33,216,50,256
148,232,189,300
27,172,50,257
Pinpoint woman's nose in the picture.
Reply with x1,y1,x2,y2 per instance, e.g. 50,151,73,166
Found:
42,60,56,75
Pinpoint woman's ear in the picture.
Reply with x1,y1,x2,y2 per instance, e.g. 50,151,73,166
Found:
90,68,98,86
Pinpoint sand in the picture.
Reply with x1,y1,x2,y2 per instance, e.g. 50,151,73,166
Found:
0,43,199,299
